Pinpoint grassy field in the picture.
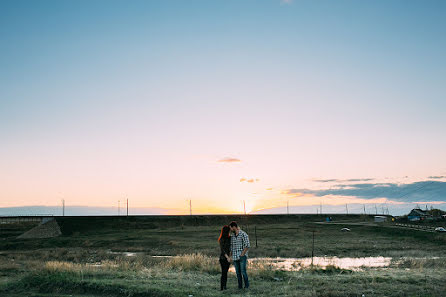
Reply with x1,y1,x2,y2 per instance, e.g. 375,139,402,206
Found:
1,214,446,296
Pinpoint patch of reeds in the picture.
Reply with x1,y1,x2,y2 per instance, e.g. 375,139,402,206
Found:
161,254,220,273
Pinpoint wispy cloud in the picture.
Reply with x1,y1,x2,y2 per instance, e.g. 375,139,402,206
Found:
313,179,338,183
283,180,446,203
428,176,446,179
313,178,374,183
218,157,241,163
240,178,260,183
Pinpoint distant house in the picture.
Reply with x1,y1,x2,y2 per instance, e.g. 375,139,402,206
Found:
374,216,387,223
407,208,430,221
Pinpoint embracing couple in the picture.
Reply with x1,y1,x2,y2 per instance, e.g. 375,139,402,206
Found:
218,221,250,291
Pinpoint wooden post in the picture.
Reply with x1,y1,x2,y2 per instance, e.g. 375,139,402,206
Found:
311,230,315,267
255,226,258,247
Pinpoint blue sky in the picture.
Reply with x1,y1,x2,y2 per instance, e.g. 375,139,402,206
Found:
1,0,445,215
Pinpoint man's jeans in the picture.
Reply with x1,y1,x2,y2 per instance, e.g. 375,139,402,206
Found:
234,255,249,288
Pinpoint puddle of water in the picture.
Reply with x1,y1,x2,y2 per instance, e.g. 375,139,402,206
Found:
107,251,144,257
229,256,392,272
107,252,394,271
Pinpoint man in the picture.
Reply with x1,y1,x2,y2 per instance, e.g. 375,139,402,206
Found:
229,221,250,289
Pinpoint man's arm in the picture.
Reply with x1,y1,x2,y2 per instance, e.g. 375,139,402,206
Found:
240,232,250,257
240,247,249,257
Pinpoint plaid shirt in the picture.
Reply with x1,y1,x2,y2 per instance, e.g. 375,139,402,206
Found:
230,229,250,261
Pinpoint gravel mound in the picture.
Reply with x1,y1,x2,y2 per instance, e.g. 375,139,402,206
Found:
17,218,62,239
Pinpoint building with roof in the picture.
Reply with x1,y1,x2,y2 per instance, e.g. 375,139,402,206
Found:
407,208,430,222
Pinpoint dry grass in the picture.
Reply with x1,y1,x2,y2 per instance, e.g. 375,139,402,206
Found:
38,253,283,276
393,257,446,269
2,251,446,297
39,253,221,275
162,254,220,273
44,260,119,272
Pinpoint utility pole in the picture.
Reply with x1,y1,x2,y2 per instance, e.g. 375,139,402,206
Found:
62,199,65,216
320,202,323,216
363,204,366,215
126,198,128,216
375,204,378,215
345,204,348,215
311,230,315,267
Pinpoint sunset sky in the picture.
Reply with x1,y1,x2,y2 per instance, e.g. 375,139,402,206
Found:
1,0,445,215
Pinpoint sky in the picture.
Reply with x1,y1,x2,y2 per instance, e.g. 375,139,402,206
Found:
1,0,445,216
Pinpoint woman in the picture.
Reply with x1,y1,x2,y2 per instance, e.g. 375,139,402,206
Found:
218,225,231,290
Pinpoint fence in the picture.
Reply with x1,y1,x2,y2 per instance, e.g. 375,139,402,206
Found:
0,215,54,224
394,223,437,232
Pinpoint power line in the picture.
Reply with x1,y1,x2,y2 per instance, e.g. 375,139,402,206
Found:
393,181,435,201
410,181,444,201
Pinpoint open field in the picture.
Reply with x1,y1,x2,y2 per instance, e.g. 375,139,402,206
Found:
1,214,446,296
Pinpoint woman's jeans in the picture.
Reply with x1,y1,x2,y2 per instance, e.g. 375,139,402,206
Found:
234,255,249,288
219,258,230,290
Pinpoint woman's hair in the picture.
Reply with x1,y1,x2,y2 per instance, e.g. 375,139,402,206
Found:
218,225,230,242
